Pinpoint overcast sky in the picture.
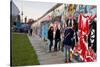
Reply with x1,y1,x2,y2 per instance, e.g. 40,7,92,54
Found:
13,0,56,20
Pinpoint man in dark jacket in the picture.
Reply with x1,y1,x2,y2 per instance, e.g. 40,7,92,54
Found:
63,27,74,62
54,27,61,51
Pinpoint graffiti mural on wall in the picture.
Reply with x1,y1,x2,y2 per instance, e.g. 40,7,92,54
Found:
11,0,97,66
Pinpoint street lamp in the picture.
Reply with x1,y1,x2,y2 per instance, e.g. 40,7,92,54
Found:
21,0,23,23
21,11,23,22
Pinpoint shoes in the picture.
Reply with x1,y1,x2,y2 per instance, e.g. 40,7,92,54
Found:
64,60,67,63
54,49,57,52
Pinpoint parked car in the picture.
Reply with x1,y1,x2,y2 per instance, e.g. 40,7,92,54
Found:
15,22,30,33
20,23,30,33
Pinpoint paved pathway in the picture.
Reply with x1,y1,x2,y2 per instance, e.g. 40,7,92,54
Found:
27,34,78,65
28,34,65,65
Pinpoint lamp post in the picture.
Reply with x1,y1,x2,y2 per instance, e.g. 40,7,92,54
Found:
21,0,23,22
21,11,23,22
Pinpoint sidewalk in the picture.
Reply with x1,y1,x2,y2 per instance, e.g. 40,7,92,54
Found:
27,34,65,65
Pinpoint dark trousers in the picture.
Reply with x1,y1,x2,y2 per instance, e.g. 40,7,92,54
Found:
49,39,53,51
54,39,60,51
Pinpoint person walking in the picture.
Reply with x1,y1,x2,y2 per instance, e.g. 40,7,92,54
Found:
54,26,61,51
48,26,54,52
30,28,32,36
63,27,74,63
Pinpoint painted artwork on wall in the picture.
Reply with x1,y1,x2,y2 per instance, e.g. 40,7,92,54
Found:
11,0,97,66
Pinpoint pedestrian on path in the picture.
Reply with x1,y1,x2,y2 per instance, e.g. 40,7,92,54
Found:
63,26,74,63
48,26,54,52
54,26,61,51
28,28,32,36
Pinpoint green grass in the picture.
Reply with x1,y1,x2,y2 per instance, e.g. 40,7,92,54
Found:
12,33,40,66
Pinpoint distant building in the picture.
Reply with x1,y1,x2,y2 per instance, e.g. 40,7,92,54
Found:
10,0,20,25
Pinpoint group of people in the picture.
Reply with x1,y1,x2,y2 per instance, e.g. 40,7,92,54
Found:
48,19,77,63
47,16,96,62
48,25,61,52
